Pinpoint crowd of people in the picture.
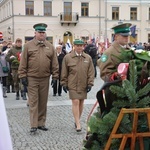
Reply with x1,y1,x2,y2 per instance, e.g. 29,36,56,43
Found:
0,22,149,135
0,39,27,100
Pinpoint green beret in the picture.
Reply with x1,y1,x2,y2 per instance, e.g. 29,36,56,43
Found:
33,23,47,32
112,23,132,36
73,39,84,45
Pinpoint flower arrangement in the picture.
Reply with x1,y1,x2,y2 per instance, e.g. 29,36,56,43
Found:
11,52,21,66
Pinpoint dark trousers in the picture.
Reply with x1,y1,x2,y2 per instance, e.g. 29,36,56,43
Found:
53,79,62,95
1,76,7,86
92,58,97,77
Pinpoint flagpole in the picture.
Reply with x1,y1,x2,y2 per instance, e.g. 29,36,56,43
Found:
105,0,107,49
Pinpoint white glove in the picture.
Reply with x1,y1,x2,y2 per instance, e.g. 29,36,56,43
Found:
10,55,16,59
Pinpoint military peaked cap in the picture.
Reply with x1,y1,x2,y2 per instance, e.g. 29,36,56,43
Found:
73,39,84,45
33,23,47,32
112,23,132,36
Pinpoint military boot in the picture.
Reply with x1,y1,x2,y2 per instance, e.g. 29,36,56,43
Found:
7,85,10,93
16,91,20,100
3,86,7,98
22,92,27,100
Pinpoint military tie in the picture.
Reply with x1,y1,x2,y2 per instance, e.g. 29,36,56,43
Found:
38,41,45,46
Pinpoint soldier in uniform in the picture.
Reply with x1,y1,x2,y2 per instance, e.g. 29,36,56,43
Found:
5,38,23,100
99,23,132,81
18,23,59,133
4,42,15,93
98,23,149,113
61,39,95,132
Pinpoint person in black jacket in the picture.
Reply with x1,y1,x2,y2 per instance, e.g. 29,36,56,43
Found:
52,44,65,96
84,40,98,78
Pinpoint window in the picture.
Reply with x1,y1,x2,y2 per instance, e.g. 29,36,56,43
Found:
25,36,34,43
44,1,52,16
46,37,53,44
112,7,119,20
130,7,137,20
149,8,150,20
25,1,34,15
81,36,89,43
148,34,150,43
81,3,89,16
64,2,72,21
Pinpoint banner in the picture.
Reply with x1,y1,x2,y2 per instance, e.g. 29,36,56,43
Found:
65,39,72,53
130,25,136,38
0,86,13,150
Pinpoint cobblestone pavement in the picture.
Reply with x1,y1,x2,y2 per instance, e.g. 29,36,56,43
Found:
4,68,104,150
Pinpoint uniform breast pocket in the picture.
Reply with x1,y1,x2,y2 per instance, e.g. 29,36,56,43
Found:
43,48,51,59
68,63,77,74
28,49,39,61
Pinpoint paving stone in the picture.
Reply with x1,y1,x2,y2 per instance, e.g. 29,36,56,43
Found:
4,67,104,150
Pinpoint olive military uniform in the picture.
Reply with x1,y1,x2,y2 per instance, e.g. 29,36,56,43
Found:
99,41,133,81
5,44,22,98
61,42,95,100
18,26,59,129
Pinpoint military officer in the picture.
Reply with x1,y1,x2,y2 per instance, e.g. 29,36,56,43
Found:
61,39,95,132
99,23,132,81
98,23,150,114
5,38,23,100
18,23,59,133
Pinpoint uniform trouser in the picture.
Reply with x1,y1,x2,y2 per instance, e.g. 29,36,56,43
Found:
7,71,14,86
28,76,50,128
53,79,62,95
11,69,20,92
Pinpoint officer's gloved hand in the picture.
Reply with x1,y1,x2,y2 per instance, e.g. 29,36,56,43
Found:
51,79,57,88
86,86,92,93
21,77,28,86
63,86,68,93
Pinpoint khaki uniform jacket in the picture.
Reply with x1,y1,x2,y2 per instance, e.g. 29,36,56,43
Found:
61,51,94,92
5,46,22,69
18,38,59,79
99,41,133,81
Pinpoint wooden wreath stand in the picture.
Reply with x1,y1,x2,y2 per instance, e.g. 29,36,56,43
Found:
104,108,150,150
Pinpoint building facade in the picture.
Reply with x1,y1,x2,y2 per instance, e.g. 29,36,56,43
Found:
0,0,150,44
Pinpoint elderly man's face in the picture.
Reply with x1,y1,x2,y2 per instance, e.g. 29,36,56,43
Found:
56,46,62,53
74,44,84,54
35,31,46,41
115,34,129,46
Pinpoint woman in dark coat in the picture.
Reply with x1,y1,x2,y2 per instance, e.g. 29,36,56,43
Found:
52,44,65,96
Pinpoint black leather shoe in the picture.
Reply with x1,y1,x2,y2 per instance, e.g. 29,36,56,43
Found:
58,94,61,96
53,94,56,96
38,126,48,131
30,127,37,133
76,128,82,132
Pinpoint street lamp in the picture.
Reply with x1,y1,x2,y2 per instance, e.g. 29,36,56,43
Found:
7,27,13,34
